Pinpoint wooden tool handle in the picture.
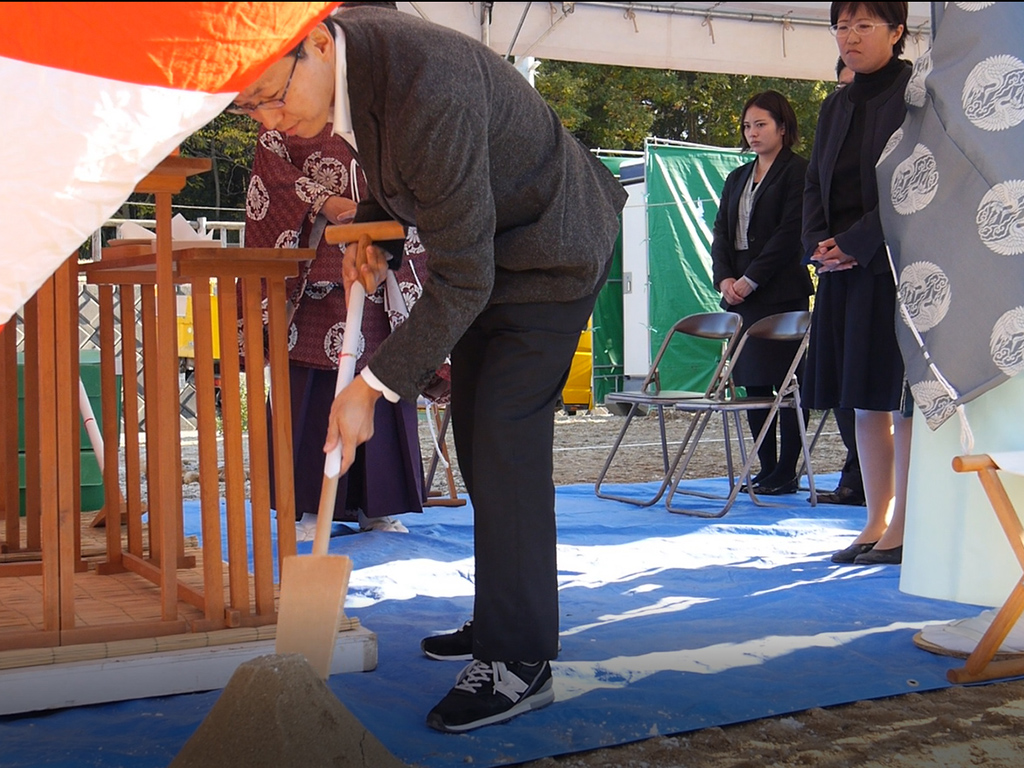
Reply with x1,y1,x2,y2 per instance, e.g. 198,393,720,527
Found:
323,220,405,245
313,473,340,557
314,245,369,556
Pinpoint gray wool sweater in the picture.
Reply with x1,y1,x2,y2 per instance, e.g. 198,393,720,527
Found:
335,7,628,402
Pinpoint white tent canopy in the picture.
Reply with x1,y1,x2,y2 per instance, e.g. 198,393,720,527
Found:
399,2,933,81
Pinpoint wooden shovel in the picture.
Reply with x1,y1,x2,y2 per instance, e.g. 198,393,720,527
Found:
275,235,372,679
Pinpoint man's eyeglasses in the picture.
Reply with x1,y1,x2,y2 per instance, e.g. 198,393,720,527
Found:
828,21,892,38
226,43,305,115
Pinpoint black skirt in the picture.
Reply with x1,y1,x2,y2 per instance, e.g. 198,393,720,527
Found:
802,267,905,412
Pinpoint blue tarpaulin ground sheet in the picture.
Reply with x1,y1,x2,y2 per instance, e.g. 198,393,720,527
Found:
0,474,980,767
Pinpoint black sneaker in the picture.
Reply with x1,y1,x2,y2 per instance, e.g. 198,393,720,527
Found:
426,659,555,733
421,619,474,661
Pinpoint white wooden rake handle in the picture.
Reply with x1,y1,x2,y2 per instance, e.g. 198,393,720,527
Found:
313,253,368,556
323,279,366,480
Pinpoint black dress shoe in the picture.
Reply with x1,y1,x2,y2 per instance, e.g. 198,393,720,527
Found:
740,471,773,493
853,545,903,565
813,486,866,506
831,541,877,563
753,476,798,495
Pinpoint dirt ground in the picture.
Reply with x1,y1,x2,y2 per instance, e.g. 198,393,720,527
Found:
520,407,1024,768
180,406,1024,767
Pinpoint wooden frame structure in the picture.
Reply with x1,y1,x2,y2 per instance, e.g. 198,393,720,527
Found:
946,453,1024,684
0,155,313,652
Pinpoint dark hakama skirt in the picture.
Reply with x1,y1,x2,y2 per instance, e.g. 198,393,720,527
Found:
269,364,425,522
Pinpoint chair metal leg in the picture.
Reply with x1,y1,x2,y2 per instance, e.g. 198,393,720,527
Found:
797,408,832,493
595,402,679,507
664,409,753,516
796,399,817,505
666,399,817,518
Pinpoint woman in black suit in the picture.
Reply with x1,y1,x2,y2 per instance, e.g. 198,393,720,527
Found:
802,2,912,566
712,90,813,495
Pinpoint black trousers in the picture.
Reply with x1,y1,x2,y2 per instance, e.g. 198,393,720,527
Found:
449,281,605,663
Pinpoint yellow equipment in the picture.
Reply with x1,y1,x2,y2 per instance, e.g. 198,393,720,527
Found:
560,318,594,414
176,280,221,361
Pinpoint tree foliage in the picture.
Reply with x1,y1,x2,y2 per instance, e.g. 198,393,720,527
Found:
114,112,257,224
534,60,833,154
112,61,833,229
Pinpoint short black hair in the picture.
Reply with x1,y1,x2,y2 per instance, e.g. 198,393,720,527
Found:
739,90,799,150
830,2,909,57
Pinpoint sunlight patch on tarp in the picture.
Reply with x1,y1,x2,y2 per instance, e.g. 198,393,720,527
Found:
552,620,951,701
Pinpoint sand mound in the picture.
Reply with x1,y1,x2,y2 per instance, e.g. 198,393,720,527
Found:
169,653,407,768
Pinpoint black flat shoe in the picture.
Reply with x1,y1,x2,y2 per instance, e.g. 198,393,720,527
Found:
753,477,798,495
831,541,877,564
740,471,773,493
853,545,903,565
812,486,867,506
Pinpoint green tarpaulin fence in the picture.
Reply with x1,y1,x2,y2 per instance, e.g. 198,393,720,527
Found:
595,141,750,403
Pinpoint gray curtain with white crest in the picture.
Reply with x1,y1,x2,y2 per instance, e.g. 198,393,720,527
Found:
877,1,1024,431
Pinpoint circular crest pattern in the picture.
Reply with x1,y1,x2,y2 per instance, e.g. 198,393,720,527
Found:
304,281,336,301
976,180,1024,255
898,261,952,332
891,144,939,216
258,130,289,160
990,306,1024,376
905,53,933,108
302,151,349,193
405,226,425,255
400,279,423,309
324,321,366,367
235,318,245,358
274,229,300,249
910,379,958,429
878,127,904,167
963,54,1024,131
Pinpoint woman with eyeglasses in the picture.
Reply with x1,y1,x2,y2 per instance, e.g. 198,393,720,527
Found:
802,2,913,565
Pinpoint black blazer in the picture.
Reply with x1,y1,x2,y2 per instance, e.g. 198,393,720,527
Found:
711,146,813,309
802,60,912,275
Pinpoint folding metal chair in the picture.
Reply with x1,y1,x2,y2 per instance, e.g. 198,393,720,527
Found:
595,311,742,506
945,452,1024,684
665,310,817,518
796,406,836,493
